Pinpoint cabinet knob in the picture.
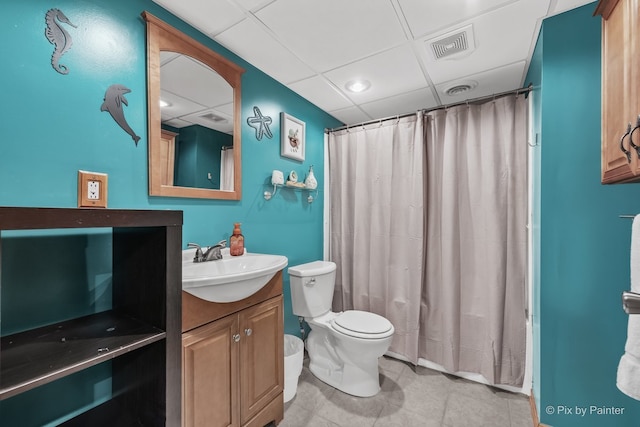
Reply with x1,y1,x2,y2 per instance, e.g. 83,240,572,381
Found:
245,328,252,336
233,334,241,343
620,123,633,163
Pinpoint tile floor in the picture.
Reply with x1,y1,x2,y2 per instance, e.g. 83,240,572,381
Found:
279,355,533,427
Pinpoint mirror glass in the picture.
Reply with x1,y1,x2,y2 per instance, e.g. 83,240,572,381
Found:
143,12,244,200
160,52,234,190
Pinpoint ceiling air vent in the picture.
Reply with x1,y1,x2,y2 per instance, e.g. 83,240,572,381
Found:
443,80,478,97
446,84,472,96
199,112,228,123
426,24,475,60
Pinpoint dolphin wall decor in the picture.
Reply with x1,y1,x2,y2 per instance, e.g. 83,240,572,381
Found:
44,8,77,75
100,84,141,145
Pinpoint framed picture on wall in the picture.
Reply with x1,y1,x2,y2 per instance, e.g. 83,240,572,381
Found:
280,112,305,161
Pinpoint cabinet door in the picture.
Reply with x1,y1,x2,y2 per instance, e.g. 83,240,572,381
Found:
601,0,638,182
239,296,284,425
183,315,240,427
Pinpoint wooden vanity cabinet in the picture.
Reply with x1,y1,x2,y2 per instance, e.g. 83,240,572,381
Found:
597,0,640,183
182,271,284,427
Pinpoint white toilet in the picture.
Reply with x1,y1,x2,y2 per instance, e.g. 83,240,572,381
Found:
288,261,394,397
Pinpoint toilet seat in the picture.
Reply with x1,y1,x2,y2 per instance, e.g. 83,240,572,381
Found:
330,310,394,339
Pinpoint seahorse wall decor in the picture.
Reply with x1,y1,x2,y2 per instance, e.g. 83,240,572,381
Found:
44,8,77,74
101,84,141,146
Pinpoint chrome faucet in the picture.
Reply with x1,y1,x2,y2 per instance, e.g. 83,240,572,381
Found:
188,240,227,262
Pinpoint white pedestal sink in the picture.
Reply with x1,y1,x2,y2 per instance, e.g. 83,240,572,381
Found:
182,248,288,303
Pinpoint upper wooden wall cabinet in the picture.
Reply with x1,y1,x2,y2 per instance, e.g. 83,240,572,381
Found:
597,0,640,183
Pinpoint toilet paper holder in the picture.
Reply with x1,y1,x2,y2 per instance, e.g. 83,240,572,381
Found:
622,291,640,314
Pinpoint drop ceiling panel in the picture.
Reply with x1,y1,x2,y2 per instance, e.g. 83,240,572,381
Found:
435,61,526,104
181,108,234,134
164,117,193,128
152,0,244,36
549,0,594,16
254,0,408,72
214,18,315,83
360,88,438,119
216,102,234,117
161,54,232,108
419,0,549,85
328,106,371,126
233,0,274,13
160,90,206,122
324,44,429,105
397,0,521,38
152,0,592,127
289,76,354,112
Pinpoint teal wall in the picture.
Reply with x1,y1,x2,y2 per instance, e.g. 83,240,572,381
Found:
175,124,231,189
1,0,339,424
527,4,640,426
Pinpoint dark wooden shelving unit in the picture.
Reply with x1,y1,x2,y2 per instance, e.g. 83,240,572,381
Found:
0,207,182,426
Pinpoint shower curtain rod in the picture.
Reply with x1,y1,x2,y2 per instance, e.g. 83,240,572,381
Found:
325,84,533,133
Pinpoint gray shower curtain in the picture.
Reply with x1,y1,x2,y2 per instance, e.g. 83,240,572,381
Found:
421,95,528,386
328,94,528,386
329,114,425,363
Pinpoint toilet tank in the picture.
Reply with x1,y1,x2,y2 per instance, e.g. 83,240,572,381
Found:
288,261,336,318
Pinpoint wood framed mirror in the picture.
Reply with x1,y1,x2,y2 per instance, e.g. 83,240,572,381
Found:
143,12,244,200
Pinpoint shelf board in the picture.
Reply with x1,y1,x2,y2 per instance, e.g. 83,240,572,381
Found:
0,310,166,400
0,207,182,230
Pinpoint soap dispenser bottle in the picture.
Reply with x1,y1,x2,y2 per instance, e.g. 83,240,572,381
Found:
230,222,244,256
304,165,317,190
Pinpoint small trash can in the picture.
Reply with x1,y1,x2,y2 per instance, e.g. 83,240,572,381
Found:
283,334,304,403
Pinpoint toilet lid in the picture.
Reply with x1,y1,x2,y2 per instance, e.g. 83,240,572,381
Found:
331,310,394,339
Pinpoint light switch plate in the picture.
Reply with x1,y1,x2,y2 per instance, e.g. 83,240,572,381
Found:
78,170,108,208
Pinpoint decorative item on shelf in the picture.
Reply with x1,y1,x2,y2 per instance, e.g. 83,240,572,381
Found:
265,170,284,200
101,84,141,145
247,106,273,141
281,113,306,161
271,170,284,185
45,8,76,75
286,170,305,188
304,165,317,190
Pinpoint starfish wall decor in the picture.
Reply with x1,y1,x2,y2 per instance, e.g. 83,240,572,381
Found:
247,106,273,141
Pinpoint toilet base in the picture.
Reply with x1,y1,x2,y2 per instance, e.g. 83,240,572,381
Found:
308,358,381,397
306,331,381,397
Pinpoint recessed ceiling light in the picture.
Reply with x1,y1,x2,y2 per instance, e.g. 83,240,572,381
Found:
345,79,371,93
159,99,171,108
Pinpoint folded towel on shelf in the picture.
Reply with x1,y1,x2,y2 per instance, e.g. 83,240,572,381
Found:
617,214,640,400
